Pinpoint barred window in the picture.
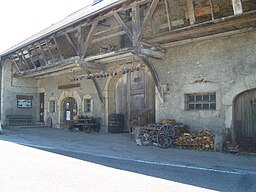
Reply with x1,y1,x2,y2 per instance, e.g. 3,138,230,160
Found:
84,99,92,112
187,93,216,110
49,101,56,113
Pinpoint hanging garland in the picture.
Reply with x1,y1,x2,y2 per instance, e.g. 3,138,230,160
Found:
70,64,143,81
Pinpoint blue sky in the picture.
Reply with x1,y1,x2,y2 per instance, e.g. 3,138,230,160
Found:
0,0,93,53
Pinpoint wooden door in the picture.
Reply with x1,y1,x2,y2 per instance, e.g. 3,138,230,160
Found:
39,93,44,122
116,70,155,131
63,97,77,124
234,89,256,152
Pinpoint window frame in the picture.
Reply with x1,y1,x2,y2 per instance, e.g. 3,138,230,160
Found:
186,93,216,111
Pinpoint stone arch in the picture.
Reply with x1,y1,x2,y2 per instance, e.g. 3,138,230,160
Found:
222,74,256,131
57,90,81,128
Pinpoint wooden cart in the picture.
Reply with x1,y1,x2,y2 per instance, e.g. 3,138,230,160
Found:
139,124,175,148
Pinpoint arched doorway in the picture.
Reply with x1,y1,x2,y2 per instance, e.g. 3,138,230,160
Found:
62,97,77,127
234,89,256,152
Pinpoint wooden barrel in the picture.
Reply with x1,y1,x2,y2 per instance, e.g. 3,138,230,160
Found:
108,113,124,133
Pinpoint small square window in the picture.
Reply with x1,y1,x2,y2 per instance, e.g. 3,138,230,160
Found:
203,95,209,101
210,103,216,110
203,103,209,109
189,104,195,110
210,95,216,101
196,95,202,101
189,96,195,102
196,104,202,109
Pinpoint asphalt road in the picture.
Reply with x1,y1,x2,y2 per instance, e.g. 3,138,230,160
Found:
0,140,255,192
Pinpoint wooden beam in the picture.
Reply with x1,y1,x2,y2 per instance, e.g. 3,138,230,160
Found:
53,36,64,60
113,11,133,42
91,78,105,105
20,51,31,69
82,19,98,58
140,48,165,59
10,55,21,72
37,43,48,65
187,0,196,25
136,55,164,103
64,32,79,56
164,0,172,31
77,26,84,56
45,40,54,61
232,0,243,15
146,13,256,43
16,52,29,70
137,0,160,41
132,3,141,46
92,31,126,43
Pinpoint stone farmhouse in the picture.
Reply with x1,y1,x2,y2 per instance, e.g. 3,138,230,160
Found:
0,0,256,151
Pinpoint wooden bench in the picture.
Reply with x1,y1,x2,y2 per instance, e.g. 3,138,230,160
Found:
6,115,32,126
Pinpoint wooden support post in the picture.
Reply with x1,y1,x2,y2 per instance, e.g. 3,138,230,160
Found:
91,78,105,105
113,11,133,42
53,36,64,60
45,40,54,61
19,51,29,69
232,0,243,15
136,55,164,103
17,52,29,70
164,0,172,31
77,26,84,56
37,43,48,65
187,0,196,25
209,0,215,21
137,0,160,41
132,3,140,47
82,19,98,59
10,55,21,72
64,32,79,56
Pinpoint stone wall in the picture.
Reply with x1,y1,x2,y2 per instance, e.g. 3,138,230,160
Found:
1,60,38,125
153,30,256,132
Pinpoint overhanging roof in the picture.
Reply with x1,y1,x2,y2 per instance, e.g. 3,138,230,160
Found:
0,0,130,57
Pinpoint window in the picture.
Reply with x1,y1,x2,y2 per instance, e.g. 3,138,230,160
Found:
187,93,216,110
49,101,56,113
84,99,92,112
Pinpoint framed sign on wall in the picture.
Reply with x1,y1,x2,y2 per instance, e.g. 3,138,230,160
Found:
17,99,32,108
16,95,33,108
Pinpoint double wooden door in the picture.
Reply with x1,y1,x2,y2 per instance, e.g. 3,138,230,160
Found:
234,89,256,152
116,70,155,131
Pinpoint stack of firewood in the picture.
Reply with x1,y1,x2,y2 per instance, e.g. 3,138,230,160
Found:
174,130,215,151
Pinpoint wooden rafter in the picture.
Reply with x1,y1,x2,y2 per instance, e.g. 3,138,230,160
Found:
37,43,48,65
113,11,133,42
132,3,140,46
53,36,64,60
10,55,21,72
64,32,79,56
136,55,164,103
45,40,54,61
77,26,84,56
81,19,99,59
137,0,160,41
17,52,29,70
186,0,196,25
91,78,105,105
92,31,126,43
164,0,171,31
20,51,30,69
